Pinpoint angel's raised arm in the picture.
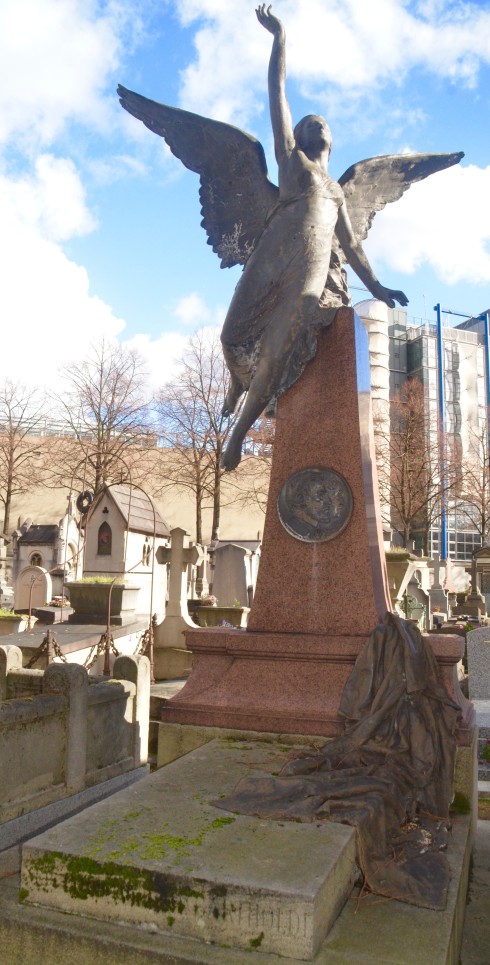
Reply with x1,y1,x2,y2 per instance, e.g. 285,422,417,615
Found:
256,5,295,165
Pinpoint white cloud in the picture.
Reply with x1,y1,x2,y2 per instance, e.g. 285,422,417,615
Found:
123,331,189,390
175,0,490,123
0,0,131,147
2,155,96,242
174,292,212,327
0,0,151,388
0,176,124,388
365,163,490,285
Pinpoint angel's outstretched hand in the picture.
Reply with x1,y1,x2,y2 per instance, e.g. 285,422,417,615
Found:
256,4,284,36
375,286,409,309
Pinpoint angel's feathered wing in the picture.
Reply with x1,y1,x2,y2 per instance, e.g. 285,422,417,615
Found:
339,151,464,242
118,85,278,268
322,151,464,308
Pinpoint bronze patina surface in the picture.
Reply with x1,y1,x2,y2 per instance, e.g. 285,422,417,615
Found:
118,6,463,471
277,467,353,543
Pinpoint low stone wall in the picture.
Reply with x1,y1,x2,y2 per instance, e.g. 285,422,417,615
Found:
0,646,150,825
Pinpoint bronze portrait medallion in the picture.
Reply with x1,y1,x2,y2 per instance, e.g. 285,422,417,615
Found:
277,467,353,542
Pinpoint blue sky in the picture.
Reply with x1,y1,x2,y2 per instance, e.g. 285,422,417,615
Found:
2,0,490,389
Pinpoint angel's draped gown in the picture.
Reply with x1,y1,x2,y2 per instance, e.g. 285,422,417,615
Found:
221,156,346,407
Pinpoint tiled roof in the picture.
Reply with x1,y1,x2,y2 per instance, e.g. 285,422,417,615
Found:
93,484,170,538
18,525,58,544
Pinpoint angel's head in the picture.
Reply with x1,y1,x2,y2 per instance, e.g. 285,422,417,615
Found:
294,115,332,160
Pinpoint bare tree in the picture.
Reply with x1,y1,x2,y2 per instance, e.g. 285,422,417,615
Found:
375,378,458,553
456,418,490,543
153,330,240,544
51,340,153,496
238,414,275,514
0,381,49,534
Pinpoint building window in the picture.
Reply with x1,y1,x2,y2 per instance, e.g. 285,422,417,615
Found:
30,553,43,567
97,522,112,556
143,539,151,566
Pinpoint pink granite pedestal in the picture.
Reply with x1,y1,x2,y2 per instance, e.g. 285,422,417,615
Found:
162,310,473,740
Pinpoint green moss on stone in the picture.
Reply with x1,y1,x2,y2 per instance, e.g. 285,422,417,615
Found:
249,931,265,948
210,884,227,898
18,888,29,903
450,792,471,815
26,851,205,915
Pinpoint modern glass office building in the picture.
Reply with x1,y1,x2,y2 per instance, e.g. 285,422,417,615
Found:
358,301,490,562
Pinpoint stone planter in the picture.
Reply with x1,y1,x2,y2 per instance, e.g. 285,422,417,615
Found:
0,615,26,636
66,583,141,626
194,605,249,629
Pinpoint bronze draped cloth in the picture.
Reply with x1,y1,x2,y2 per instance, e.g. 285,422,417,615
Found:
213,614,460,910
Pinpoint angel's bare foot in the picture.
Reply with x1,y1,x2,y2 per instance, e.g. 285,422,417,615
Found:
222,377,243,417
221,435,243,471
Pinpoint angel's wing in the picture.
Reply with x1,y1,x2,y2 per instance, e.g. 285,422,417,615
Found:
316,151,465,310
338,151,464,245
118,85,278,268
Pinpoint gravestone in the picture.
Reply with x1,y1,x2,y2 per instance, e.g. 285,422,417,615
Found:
14,565,52,612
162,310,392,735
161,310,473,747
212,542,255,607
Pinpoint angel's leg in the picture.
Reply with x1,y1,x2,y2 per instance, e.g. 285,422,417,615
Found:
222,358,276,471
222,375,244,418
222,294,318,470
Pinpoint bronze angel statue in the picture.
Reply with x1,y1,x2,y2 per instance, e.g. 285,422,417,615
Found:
118,4,463,470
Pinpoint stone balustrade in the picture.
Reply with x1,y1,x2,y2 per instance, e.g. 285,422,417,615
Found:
0,645,150,826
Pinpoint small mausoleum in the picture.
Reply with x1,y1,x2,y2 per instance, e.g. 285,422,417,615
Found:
12,497,82,609
82,484,170,619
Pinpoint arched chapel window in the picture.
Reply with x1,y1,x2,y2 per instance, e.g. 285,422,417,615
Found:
97,522,112,556
30,553,43,567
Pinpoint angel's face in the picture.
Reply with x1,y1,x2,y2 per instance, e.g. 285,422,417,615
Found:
294,115,332,158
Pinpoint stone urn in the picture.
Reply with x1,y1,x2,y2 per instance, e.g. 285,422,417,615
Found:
66,582,141,626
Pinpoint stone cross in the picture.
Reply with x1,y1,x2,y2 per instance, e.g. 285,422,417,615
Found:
156,527,204,620
153,527,205,679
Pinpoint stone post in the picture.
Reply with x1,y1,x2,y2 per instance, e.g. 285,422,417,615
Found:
113,654,150,766
43,663,88,794
0,644,23,701
428,553,448,622
194,544,210,598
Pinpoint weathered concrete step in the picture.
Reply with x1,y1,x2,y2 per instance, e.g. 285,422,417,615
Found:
21,740,358,961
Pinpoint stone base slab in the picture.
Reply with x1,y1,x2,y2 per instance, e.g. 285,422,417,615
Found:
1,810,473,965
21,741,358,961
155,724,478,817
156,721,326,769
161,629,474,742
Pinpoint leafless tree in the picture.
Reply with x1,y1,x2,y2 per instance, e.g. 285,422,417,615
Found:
375,378,459,553
456,418,490,543
0,381,49,534
51,340,153,496
238,414,275,515
153,330,242,544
